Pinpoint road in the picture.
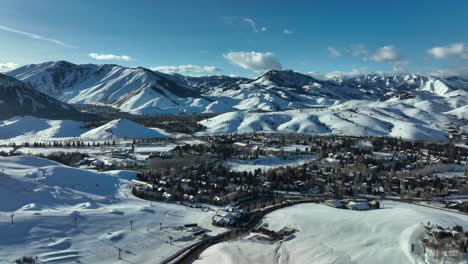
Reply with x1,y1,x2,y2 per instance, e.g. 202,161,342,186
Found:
161,199,317,264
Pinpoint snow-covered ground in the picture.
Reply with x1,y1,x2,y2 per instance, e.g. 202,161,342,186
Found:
0,116,171,142
194,202,468,264
197,99,468,140
0,156,224,264
225,154,314,172
81,119,167,140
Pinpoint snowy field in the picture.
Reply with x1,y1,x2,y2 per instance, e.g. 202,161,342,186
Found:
194,202,468,264
225,154,314,172
0,156,224,264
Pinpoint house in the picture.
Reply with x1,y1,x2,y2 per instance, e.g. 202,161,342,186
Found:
324,199,345,208
346,201,371,210
111,148,130,158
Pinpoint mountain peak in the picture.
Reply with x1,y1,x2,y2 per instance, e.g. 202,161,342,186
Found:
253,69,320,88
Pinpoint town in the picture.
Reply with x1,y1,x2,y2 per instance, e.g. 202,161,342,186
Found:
3,132,467,213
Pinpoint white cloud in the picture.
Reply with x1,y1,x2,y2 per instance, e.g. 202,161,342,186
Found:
0,62,18,72
283,29,293,35
347,44,367,57
308,68,368,80
0,25,76,48
223,51,282,72
242,18,259,32
365,46,402,62
327,46,342,57
428,43,468,59
88,53,134,61
151,64,221,74
242,18,267,33
425,64,468,78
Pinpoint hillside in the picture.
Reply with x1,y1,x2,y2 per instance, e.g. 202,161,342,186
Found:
0,73,82,120
0,116,169,141
198,99,463,141
0,116,87,140
81,118,167,139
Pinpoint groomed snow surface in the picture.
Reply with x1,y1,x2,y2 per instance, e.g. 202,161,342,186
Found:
0,156,223,264
195,202,468,264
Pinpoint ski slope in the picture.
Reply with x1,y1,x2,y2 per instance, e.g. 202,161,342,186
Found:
195,202,468,264
0,156,223,264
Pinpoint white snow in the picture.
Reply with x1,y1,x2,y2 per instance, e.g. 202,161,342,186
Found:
10,63,468,117
0,156,224,263
0,116,86,140
0,116,171,142
198,100,459,141
81,119,166,140
225,154,314,172
195,202,468,264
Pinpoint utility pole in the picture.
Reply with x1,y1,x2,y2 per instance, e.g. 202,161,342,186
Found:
118,248,122,259
10,214,14,224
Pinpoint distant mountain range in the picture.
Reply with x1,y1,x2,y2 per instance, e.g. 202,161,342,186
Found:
4,61,468,140
8,61,468,115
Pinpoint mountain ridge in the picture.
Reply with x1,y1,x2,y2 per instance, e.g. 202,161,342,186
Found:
7,61,468,116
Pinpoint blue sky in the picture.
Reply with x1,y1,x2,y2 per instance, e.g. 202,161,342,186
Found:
0,0,467,77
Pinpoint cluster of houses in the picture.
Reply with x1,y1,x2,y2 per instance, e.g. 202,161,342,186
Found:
129,134,468,207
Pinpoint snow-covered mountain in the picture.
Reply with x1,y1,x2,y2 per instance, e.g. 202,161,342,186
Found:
334,74,468,97
6,61,468,140
0,73,81,120
9,61,468,116
7,61,207,115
